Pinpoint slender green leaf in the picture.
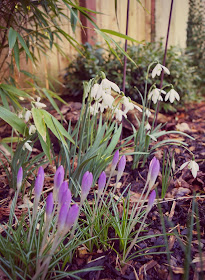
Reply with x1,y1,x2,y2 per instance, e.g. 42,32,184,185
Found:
0,84,30,98
17,33,33,62
100,29,141,43
13,41,20,71
70,8,78,33
32,108,47,141
8,27,17,50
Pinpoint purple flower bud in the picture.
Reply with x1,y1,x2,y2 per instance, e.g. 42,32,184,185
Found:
46,193,54,218
60,189,71,208
35,166,44,197
54,166,64,188
58,203,69,232
118,155,126,174
148,157,160,188
112,150,119,170
81,171,93,202
58,181,68,204
65,204,79,230
147,190,156,212
98,171,106,193
17,167,23,191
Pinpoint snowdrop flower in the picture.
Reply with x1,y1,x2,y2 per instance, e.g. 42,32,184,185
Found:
29,125,36,135
91,83,100,99
165,88,180,103
148,88,166,104
180,160,199,178
23,140,32,152
114,108,127,122
101,78,120,95
145,122,151,131
34,97,46,109
101,92,115,112
89,102,101,116
25,110,32,123
152,63,170,78
18,111,23,119
122,96,142,113
145,108,151,118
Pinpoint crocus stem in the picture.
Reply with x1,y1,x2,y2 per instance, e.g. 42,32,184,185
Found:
123,209,149,262
98,170,113,211
9,189,20,226
89,194,100,249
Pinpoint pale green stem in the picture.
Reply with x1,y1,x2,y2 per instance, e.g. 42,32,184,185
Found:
27,197,39,244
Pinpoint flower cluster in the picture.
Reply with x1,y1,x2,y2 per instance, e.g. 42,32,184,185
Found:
89,78,142,121
149,63,180,104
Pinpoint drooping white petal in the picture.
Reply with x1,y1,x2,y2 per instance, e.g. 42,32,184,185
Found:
101,78,120,94
179,161,189,170
165,89,180,103
91,84,100,99
152,63,170,78
35,101,47,109
188,160,199,178
29,125,37,135
23,140,32,152
25,110,32,123
101,92,114,108
145,108,151,118
114,108,127,122
161,65,170,75
145,122,151,131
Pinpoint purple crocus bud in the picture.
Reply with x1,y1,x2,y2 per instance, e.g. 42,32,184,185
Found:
98,171,106,194
147,157,160,188
35,166,44,197
46,193,54,219
60,189,71,208
81,171,93,203
17,167,23,191
65,204,79,231
147,190,156,212
111,150,119,171
117,155,126,181
58,181,68,204
58,203,69,233
53,165,64,201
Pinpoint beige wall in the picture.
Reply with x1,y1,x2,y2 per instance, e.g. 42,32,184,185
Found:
155,0,189,48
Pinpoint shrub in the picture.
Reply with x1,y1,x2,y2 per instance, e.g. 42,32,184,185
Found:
63,41,197,108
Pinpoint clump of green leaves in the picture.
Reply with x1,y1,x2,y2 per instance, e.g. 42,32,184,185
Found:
63,41,197,109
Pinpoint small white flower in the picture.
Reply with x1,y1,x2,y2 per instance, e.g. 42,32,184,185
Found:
101,92,115,108
148,88,166,104
101,78,120,95
35,97,47,109
18,111,23,119
23,140,32,152
122,96,142,113
29,125,37,135
114,108,127,122
145,122,151,131
165,89,180,103
89,102,101,115
145,108,151,118
91,84,100,99
180,160,199,178
152,63,170,78
25,110,32,123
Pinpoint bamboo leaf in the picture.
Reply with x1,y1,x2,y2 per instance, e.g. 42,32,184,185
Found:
31,108,47,142
13,41,20,71
70,7,78,33
8,27,17,50
17,33,33,62
0,84,30,98
100,29,141,44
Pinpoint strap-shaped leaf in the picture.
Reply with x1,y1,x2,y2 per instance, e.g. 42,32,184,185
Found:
8,27,17,50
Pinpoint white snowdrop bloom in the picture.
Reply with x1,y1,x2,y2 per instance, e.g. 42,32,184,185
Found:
89,102,101,116
180,160,199,178
122,96,142,113
35,97,47,109
165,88,180,103
18,111,23,119
148,88,166,104
23,140,32,152
114,108,127,122
152,63,170,78
145,122,151,131
91,83,100,99
145,108,151,118
29,125,37,135
101,78,120,95
101,92,115,108
25,110,32,123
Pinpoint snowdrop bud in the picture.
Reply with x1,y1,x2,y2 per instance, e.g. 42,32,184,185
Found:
65,204,79,231
53,166,64,200
35,166,44,197
81,171,93,203
147,157,160,188
98,171,106,194
17,167,23,191
147,190,156,212
60,189,71,208
58,203,69,233
112,150,119,171
118,155,126,174
46,193,54,219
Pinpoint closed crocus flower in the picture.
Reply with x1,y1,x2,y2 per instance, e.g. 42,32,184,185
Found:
35,166,44,198
46,193,54,220
60,189,71,209
98,171,106,195
147,157,160,189
58,181,69,204
117,155,126,179
53,166,64,201
81,171,93,203
111,150,119,171
58,203,69,233
65,204,79,231
17,167,23,191
147,190,156,212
